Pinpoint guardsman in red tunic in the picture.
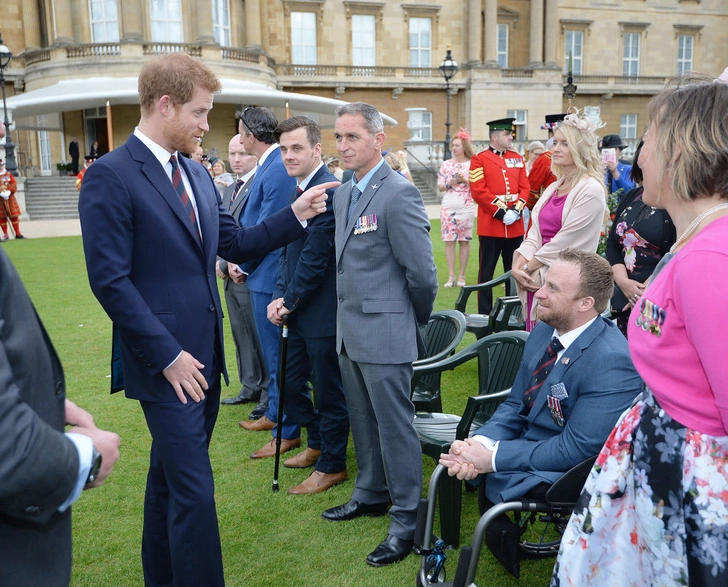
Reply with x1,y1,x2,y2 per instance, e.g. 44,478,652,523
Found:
526,113,566,210
469,118,530,314
0,158,24,240
75,154,97,191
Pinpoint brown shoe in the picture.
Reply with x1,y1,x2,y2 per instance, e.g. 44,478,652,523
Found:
250,437,301,459
288,470,348,495
240,415,275,431
283,448,322,469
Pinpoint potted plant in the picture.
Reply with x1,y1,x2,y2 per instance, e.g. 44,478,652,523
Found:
56,162,73,176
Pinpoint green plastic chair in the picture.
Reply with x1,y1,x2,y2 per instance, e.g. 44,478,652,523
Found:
413,331,529,546
454,272,526,339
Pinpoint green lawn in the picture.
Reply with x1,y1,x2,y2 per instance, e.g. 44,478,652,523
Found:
3,224,553,586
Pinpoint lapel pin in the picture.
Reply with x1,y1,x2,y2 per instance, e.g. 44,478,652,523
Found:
561,357,570,365
371,184,379,190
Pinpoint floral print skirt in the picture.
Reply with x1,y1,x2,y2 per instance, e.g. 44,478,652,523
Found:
552,390,728,586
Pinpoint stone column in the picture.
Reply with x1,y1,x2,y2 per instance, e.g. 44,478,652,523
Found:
245,0,262,50
529,0,544,67
196,0,217,45
22,0,42,50
483,0,498,67
53,0,75,44
120,0,144,42
70,0,86,43
544,0,558,66
467,0,482,64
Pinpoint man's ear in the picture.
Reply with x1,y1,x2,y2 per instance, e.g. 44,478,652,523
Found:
159,95,173,117
579,296,596,313
373,131,386,150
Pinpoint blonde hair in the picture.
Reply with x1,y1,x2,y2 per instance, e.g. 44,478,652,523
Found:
646,76,728,202
552,110,606,194
384,151,402,171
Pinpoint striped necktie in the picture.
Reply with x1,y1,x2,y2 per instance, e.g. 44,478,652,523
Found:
523,337,564,413
170,154,201,242
230,179,244,206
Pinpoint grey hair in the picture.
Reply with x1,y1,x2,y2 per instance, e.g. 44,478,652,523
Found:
335,102,384,134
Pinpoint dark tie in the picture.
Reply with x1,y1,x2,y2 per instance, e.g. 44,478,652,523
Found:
230,179,244,206
169,154,201,241
296,185,303,197
523,338,564,413
347,185,362,222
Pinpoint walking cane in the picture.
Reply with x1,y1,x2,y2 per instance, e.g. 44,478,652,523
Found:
0,197,15,238
272,314,290,492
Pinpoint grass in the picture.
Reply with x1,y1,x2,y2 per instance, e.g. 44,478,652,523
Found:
3,224,553,587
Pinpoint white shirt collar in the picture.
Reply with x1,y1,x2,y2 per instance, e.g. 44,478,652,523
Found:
257,143,279,167
552,316,598,356
297,162,325,192
133,127,178,171
240,168,256,183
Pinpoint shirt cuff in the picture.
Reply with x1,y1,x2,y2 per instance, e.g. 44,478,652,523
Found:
165,351,183,371
473,435,500,473
58,432,94,512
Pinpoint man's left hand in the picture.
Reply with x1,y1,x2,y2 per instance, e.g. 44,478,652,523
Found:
291,181,340,220
439,438,493,480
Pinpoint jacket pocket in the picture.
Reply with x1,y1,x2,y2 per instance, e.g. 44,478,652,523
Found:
154,312,177,334
361,299,406,314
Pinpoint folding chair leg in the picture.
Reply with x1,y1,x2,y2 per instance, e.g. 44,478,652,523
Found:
438,474,462,547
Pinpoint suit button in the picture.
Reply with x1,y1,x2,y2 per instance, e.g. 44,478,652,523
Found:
338,267,344,274
209,304,215,311
25,505,41,516
338,296,344,302
55,381,63,395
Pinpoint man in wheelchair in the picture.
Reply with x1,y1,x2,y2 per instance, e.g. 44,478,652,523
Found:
439,248,641,576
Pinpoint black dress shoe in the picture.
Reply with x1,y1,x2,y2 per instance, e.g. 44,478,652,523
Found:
248,401,267,420
365,534,414,567
321,499,388,522
221,390,257,405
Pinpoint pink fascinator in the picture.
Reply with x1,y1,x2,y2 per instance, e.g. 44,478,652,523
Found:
455,128,471,141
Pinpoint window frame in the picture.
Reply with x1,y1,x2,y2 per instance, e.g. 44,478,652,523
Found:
212,0,231,46
620,114,638,140
89,0,120,43
150,0,184,42
497,24,509,69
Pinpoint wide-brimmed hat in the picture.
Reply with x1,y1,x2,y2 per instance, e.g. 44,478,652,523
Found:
600,134,628,150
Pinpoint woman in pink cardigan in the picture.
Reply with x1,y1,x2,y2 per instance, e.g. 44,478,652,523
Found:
511,111,607,330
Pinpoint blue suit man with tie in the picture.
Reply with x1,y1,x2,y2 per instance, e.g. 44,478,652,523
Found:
440,248,641,576
265,116,348,494
235,108,302,457
78,54,329,587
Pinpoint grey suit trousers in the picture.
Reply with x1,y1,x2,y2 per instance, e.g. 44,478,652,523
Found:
338,350,422,540
224,279,268,400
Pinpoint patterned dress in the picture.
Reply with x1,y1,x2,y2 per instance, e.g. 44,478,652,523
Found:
439,159,474,241
552,218,728,586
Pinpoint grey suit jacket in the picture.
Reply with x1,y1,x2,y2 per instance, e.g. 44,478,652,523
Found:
219,174,254,284
478,317,642,503
333,161,438,364
0,248,79,586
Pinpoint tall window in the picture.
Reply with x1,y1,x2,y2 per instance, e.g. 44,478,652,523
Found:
89,0,119,42
352,15,375,66
38,127,51,175
212,0,230,46
565,30,583,75
420,111,432,141
507,109,527,141
677,34,693,74
291,11,317,65
150,0,183,42
409,17,431,68
620,114,638,140
623,33,640,76
497,24,509,68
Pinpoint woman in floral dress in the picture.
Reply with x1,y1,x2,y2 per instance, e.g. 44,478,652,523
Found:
552,77,728,586
605,140,675,336
438,129,475,287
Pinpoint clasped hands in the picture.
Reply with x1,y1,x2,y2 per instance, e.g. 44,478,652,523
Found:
439,438,494,481
291,180,340,220
267,297,290,326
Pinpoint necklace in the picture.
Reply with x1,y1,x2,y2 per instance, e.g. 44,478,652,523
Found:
670,202,728,253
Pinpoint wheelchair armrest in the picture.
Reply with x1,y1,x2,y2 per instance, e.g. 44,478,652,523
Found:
545,454,599,507
454,271,513,313
455,389,512,440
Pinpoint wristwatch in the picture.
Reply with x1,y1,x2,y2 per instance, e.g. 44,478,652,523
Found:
86,446,103,485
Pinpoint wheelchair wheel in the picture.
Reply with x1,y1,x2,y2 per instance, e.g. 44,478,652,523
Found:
417,558,446,586
515,511,566,558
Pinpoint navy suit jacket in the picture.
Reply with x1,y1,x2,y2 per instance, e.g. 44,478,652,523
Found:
78,134,305,401
478,317,642,503
273,165,338,338
237,146,296,294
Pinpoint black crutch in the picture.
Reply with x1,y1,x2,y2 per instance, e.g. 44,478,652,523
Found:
272,314,290,492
